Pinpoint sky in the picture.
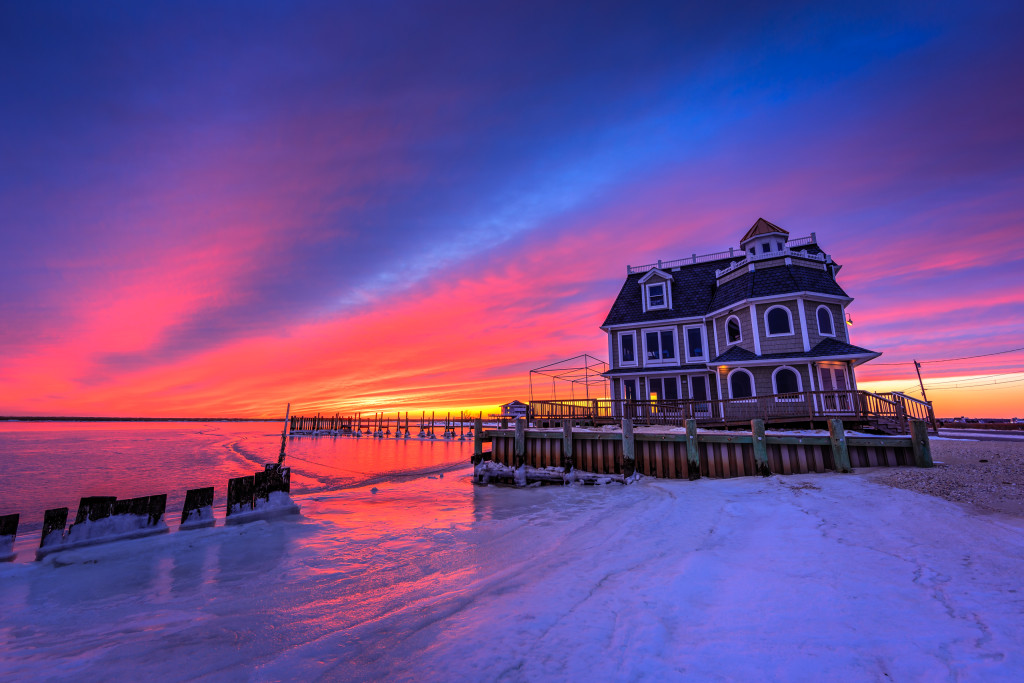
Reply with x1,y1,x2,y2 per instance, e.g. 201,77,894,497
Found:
1,1,1022,418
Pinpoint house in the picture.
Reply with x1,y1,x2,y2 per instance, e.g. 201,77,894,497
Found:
500,400,529,419
600,218,881,417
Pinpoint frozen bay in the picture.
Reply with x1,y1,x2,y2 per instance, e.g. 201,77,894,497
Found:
2,438,1024,680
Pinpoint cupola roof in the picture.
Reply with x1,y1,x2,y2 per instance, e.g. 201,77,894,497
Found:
740,217,789,244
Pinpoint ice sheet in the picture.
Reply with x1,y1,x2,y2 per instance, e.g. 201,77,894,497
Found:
1,470,1023,680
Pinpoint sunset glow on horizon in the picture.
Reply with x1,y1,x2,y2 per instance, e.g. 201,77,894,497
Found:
2,2,1023,418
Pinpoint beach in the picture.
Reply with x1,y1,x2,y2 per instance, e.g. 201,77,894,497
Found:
869,438,1024,518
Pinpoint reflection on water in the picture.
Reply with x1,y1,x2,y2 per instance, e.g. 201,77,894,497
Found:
0,422,471,534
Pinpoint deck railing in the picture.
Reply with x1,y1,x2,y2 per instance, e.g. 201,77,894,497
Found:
626,233,818,275
880,392,938,432
530,389,907,430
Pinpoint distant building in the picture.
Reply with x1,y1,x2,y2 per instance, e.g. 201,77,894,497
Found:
600,218,880,407
500,400,529,419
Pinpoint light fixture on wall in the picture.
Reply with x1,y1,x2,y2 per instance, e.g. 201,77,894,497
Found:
846,313,854,326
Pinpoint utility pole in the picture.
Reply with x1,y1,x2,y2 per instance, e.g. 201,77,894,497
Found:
913,361,929,403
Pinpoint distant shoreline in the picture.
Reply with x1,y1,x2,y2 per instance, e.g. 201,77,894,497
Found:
1,417,278,422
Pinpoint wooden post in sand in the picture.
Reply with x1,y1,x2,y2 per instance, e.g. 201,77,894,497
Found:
685,418,700,480
750,419,770,477
620,418,634,478
910,419,933,468
828,418,851,473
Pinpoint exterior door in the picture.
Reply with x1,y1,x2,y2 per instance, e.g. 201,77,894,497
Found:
622,379,640,418
689,375,712,418
818,366,852,412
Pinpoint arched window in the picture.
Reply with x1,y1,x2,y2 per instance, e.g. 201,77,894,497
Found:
728,369,755,399
816,306,835,337
726,316,742,344
772,366,802,400
765,306,793,336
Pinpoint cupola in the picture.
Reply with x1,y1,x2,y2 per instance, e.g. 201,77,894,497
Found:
739,217,789,256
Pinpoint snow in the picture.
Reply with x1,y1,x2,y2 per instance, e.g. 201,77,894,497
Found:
2,471,1023,680
35,514,169,559
179,506,215,530
225,491,300,526
0,535,13,562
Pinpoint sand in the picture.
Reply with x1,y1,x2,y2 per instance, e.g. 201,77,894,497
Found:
867,439,1024,518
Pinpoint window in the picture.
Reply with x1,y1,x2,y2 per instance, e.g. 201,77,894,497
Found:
749,247,755,255
776,241,784,252
728,369,755,399
765,305,793,336
685,325,705,361
663,377,679,401
622,379,637,402
772,366,802,400
643,328,677,366
816,306,835,337
648,377,680,402
726,316,742,344
619,332,637,366
761,242,771,253
648,283,665,307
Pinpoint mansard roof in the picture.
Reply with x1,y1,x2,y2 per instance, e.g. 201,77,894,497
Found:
709,339,879,365
601,251,846,327
740,217,788,243
708,264,848,312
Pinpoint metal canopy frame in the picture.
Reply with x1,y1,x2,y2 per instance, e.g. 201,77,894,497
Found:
529,354,609,402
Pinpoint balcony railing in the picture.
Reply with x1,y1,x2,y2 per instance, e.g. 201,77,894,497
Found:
626,233,818,275
529,389,911,431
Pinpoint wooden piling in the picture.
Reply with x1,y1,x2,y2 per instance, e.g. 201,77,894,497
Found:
181,487,215,525
40,508,68,547
514,417,526,468
750,419,770,477
685,418,700,480
621,418,634,477
828,418,852,473
473,418,484,464
562,420,575,472
910,420,933,468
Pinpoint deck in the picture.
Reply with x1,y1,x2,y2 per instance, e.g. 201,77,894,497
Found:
529,390,936,434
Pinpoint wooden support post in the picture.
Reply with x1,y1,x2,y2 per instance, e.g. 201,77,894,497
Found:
621,418,634,478
750,419,770,477
181,487,215,526
910,419,933,468
0,513,19,561
563,420,575,472
828,418,851,473
685,418,700,480
514,418,526,468
40,508,68,548
472,418,484,464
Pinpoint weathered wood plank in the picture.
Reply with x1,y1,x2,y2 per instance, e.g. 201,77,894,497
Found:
750,419,770,476
828,419,851,473
910,420,933,468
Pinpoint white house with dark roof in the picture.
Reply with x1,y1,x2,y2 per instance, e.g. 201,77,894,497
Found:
600,218,881,414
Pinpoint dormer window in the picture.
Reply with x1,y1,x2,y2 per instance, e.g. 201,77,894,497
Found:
648,283,666,308
639,269,672,312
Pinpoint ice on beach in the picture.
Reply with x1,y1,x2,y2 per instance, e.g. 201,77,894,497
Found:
2,470,1024,680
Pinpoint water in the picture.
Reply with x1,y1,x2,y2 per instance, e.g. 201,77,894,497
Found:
0,421,471,535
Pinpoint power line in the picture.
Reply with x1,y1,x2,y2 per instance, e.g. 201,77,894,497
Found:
871,345,1024,366
927,377,1024,391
